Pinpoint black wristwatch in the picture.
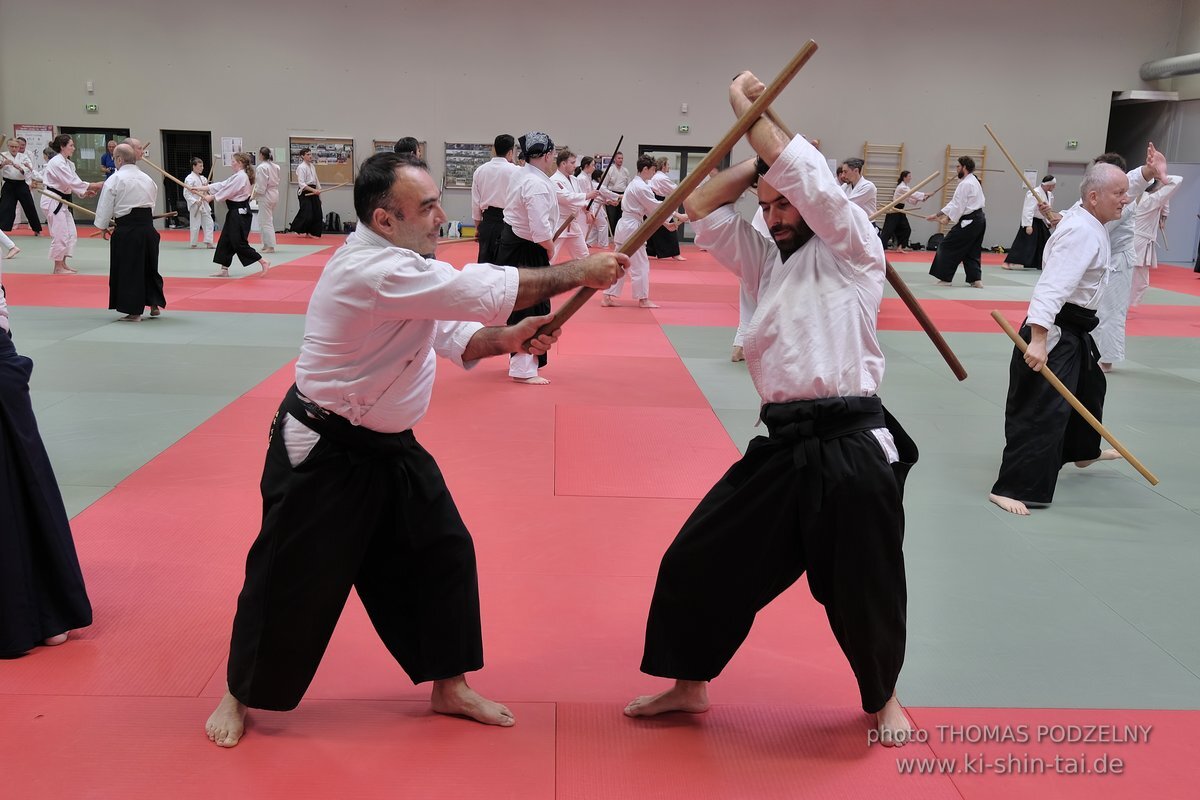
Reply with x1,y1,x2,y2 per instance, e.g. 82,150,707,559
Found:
755,156,771,176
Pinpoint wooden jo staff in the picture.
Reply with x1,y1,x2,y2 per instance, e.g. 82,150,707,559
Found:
90,211,179,237
553,134,623,242
766,111,968,381
990,310,1158,485
141,156,192,192
35,187,97,217
984,124,1049,204
527,41,821,345
869,171,940,221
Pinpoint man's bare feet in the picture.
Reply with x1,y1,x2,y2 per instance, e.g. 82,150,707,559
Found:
1075,449,1121,469
206,243,215,249
970,281,984,288
637,298,659,308
257,259,271,275
52,265,78,275
988,492,1030,516
512,375,550,385
205,690,248,748
1001,264,1020,270
6,246,19,259
43,632,69,646
430,675,515,727
875,694,913,747
210,268,230,277
731,345,745,362
600,295,618,307
149,306,161,317
116,314,142,322
671,255,686,261
935,280,951,286
624,680,710,717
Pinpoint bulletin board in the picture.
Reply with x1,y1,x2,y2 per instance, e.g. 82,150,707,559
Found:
373,140,427,157
443,142,493,189
289,136,355,185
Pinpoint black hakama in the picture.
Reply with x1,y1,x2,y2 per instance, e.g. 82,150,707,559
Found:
0,329,92,658
638,396,917,714
1004,218,1050,269
108,208,165,316
226,387,483,710
496,224,551,368
929,209,986,283
644,194,681,258
290,190,324,238
213,199,262,268
476,206,505,264
879,207,912,249
605,197,623,237
0,177,43,234
991,304,1106,505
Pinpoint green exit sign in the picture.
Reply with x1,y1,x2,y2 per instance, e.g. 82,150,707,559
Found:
1066,140,1078,149
85,104,98,113
678,124,690,134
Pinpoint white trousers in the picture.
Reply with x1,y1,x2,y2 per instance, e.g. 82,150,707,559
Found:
509,353,540,379
189,202,214,245
1093,267,1134,364
1128,265,1151,309
586,212,609,247
733,283,756,346
41,200,76,261
0,228,14,249
553,233,588,263
257,199,277,249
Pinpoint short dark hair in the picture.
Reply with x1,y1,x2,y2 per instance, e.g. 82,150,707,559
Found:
355,152,428,223
636,154,656,171
591,168,603,182
843,158,864,172
556,148,575,166
50,134,73,153
394,137,420,155
1092,152,1127,171
259,147,273,161
191,157,204,167
494,134,515,157
298,147,311,157
957,156,975,172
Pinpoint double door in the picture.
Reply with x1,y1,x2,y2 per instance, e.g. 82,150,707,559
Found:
56,126,130,217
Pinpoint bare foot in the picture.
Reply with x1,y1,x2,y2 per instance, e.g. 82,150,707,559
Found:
671,255,686,261
116,314,142,322
875,694,913,747
600,295,618,307
430,675,515,727
1001,264,1020,270
53,266,78,275
149,306,161,317
189,244,197,249
512,376,550,385
935,280,951,286
988,492,1030,516
257,259,271,275
970,281,984,288
1098,361,1112,373
6,246,19,259
210,268,230,277
205,690,248,748
624,680,710,717
1075,449,1121,469
731,345,745,362
43,632,69,646
206,243,215,249
637,299,659,308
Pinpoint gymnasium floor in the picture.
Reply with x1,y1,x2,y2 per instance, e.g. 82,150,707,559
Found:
1,227,1197,799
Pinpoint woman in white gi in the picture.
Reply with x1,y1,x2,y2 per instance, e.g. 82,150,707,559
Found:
645,156,684,261
1128,175,1181,308
203,153,269,278
184,158,214,249
601,154,686,308
39,135,103,274
253,147,281,253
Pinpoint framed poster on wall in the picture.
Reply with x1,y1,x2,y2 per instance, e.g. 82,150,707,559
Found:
373,140,427,157
289,136,355,185
13,124,55,173
442,142,492,189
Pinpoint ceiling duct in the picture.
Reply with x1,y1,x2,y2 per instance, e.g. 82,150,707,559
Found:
1140,53,1200,81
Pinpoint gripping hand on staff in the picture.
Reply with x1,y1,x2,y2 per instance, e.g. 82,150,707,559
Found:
1024,325,1049,372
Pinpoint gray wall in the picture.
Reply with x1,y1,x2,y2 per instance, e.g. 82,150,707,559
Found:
0,0,1187,244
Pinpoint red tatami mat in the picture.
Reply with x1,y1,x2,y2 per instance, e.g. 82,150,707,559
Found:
1,696,555,800
553,404,739,498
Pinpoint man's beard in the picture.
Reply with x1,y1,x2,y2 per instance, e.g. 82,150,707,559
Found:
771,222,813,260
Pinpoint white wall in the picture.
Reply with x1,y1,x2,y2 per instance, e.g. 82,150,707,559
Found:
0,0,1187,243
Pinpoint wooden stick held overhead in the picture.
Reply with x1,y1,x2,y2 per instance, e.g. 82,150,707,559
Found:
984,124,1047,203
766,110,967,381
870,171,940,221
529,41,820,341
990,311,1158,485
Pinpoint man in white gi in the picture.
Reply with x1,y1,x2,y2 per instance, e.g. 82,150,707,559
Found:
601,155,686,309
0,138,43,240
94,143,164,321
471,134,519,264
625,72,919,748
205,151,628,748
927,156,986,287
987,157,1152,516
602,150,631,236
184,158,214,249
550,148,598,263
840,158,877,216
